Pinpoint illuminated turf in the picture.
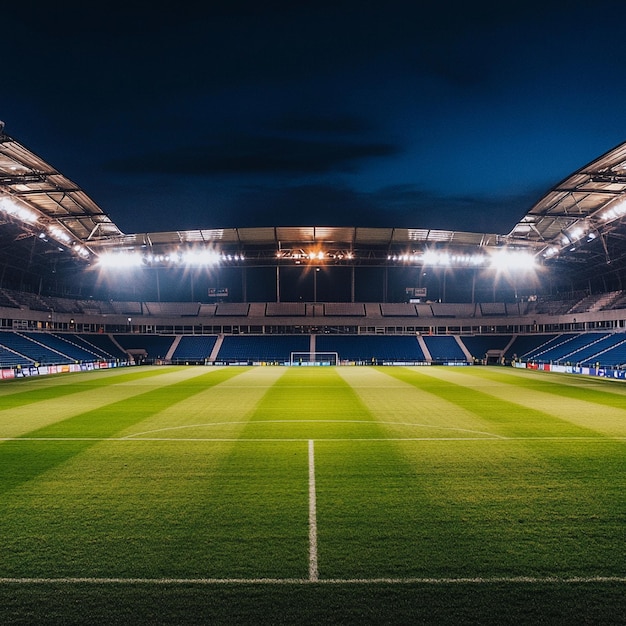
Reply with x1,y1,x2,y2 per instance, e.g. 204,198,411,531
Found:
0,365,624,624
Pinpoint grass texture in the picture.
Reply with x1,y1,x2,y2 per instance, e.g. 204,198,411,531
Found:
0,364,624,624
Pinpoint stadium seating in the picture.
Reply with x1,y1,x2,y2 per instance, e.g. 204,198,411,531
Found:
590,335,626,367
0,331,73,365
431,302,476,317
380,303,418,317
504,334,558,361
171,335,218,362
504,331,626,368
215,303,250,316
143,302,201,316
557,333,618,364
265,302,307,316
64,334,128,361
0,344,33,367
217,335,310,362
460,335,513,361
323,303,366,316
316,335,425,363
21,332,99,363
421,335,468,362
525,333,589,363
113,334,176,361
0,288,19,308
415,303,434,317
517,333,576,362
478,302,507,316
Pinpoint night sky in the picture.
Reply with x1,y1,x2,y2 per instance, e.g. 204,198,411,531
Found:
3,1,626,237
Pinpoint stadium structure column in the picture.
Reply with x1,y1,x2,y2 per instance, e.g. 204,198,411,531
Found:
351,266,355,303
384,265,388,303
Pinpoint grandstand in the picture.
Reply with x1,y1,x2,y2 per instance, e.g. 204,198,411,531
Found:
3,127,626,375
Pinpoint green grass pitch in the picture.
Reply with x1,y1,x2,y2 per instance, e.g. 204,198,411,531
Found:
0,364,624,624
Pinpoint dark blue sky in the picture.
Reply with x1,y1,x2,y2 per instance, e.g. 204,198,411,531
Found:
3,1,626,235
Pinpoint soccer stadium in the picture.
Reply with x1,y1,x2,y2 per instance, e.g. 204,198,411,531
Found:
0,127,625,623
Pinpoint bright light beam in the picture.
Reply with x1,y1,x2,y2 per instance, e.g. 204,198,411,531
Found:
489,249,537,272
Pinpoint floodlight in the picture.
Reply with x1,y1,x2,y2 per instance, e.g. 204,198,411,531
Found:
489,249,537,272
48,225,72,244
568,226,585,242
543,246,558,258
72,243,90,259
181,249,222,266
423,251,451,266
601,199,626,221
0,195,38,223
97,251,143,268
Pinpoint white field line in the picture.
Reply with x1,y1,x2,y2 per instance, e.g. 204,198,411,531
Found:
121,420,507,440
308,439,318,582
0,576,624,585
1,436,624,442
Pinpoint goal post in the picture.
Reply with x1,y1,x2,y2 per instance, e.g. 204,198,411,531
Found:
290,351,339,366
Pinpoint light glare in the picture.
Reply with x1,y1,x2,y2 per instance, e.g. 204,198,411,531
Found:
98,252,143,268
490,249,537,272
0,196,38,223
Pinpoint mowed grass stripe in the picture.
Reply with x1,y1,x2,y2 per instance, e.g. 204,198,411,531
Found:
213,367,426,580
0,368,296,579
126,368,314,579
325,367,626,578
371,367,626,578
0,366,227,439
238,366,385,439
442,366,626,437
392,437,626,578
190,368,343,579
1,580,625,626
0,440,235,578
0,367,248,497
0,365,175,406
381,366,604,438
20,367,244,439
177,440,312,579
237,367,442,579
459,365,626,407
117,366,289,441
334,367,506,439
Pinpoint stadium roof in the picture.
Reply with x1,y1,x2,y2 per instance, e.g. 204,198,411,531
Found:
0,125,123,277
2,122,626,281
507,140,626,280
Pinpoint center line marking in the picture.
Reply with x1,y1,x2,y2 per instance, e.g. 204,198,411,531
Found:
308,439,318,582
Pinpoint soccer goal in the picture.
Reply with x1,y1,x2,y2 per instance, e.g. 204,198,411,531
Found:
290,351,339,366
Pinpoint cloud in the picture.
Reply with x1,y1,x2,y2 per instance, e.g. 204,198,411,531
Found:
270,114,376,136
369,184,541,233
98,175,544,235
221,183,539,233
103,134,399,177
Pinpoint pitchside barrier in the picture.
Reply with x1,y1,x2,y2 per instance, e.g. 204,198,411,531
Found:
1,361,128,380
515,361,626,380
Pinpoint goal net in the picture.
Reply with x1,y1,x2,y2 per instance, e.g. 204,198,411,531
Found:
290,351,339,366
